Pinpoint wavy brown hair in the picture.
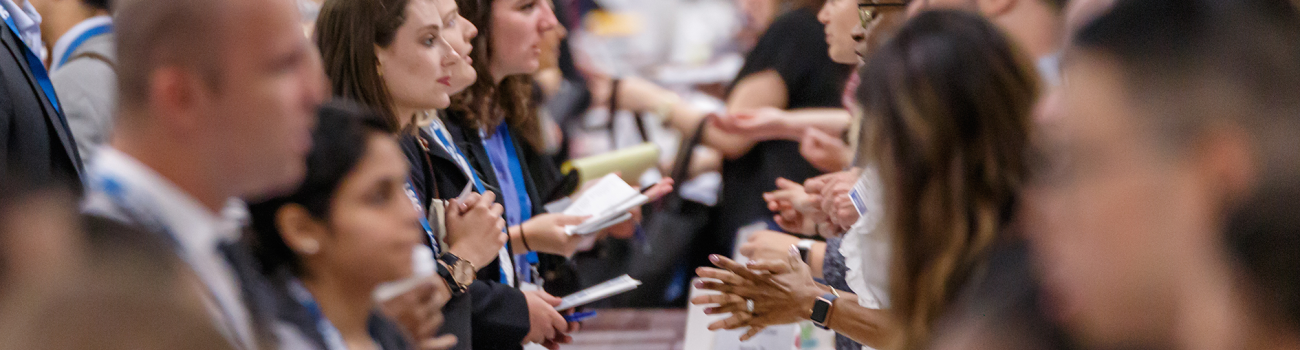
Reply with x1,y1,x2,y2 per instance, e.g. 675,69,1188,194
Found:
448,0,544,150
315,0,411,133
856,10,1038,349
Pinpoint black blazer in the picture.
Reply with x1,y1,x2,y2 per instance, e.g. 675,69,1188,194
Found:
443,111,583,300
400,121,531,350
0,25,83,192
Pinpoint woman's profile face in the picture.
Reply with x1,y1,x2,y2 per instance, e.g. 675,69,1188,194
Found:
818,0,863,64
377,0,462,111
435,0,479,92
317,134,424,286
488,0,559,78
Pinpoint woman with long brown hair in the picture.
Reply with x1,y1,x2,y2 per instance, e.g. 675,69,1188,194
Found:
691,10,1038,350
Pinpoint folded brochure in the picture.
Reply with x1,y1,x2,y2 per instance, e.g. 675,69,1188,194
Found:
560,173,648,235
556,274,642,311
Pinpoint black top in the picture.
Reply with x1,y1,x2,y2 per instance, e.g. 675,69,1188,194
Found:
716,8,853,243
0,22,83,193
399,120,531,350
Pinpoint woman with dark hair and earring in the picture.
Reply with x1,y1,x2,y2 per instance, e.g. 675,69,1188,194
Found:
313,0,537,349
247,101,455,350
692,10,1038,350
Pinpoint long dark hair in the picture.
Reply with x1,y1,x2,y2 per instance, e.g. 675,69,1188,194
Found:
248,101,391,277
315,0,411,133
856,10,1038,349
448,0,544,150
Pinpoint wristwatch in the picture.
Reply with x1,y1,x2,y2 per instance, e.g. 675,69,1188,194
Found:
796,239,816,263
810,288,840,330
437,252,475,296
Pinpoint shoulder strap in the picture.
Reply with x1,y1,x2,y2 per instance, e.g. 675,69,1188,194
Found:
608,78,652,145
69,51,116,72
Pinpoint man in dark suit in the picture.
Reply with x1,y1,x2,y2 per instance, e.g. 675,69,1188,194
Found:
0,0,83,193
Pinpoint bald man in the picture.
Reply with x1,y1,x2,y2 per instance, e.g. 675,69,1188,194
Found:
81,0,326,348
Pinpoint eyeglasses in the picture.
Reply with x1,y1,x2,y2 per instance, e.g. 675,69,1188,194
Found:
858,2,908,28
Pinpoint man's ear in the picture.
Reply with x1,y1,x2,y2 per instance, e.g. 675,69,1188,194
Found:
275,204,330,255
976,0,1017,17
148,66,208,133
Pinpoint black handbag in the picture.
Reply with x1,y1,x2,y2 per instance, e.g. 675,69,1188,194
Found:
620,113,716,307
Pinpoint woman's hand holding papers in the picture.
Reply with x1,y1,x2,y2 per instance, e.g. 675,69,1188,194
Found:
601,178,674,240
515,214,591,257
523,290,573,349
445,191,507,268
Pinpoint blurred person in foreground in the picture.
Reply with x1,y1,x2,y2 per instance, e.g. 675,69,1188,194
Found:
29,0,115,162
1023,0,1300,348
248,102,455,350
693,10,1037,350
81,0,328,348
0,179,231,349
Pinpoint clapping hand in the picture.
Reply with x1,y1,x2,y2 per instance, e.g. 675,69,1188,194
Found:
690,248,824,341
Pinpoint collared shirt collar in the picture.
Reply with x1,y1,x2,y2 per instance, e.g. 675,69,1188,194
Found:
0,0,46,60
50,15,111,71
90,148,245,252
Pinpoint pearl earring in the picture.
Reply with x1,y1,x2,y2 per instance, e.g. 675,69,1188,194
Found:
298,239,320,255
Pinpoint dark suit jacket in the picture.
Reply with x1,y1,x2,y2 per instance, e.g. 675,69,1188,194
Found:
400,121,530,350
0,24,83,192
443,111,584,302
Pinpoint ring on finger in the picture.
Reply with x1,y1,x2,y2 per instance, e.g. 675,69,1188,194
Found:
746,298,755,314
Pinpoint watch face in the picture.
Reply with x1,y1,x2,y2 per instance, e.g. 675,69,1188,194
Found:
811,299,832,323
452,261,474,284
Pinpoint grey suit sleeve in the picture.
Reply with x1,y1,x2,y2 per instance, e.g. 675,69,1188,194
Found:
50,60,117,163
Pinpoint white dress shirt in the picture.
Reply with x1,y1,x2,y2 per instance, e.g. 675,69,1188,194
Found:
839,165,891,310
82,147,257,350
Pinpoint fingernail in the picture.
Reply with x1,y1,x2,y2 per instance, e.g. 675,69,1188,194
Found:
709,254,720,263
705,307,716,313
789,245,799,255
694,281,705,288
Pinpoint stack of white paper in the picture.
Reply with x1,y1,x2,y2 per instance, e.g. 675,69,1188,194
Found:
556,274,642,311
560,173,648,235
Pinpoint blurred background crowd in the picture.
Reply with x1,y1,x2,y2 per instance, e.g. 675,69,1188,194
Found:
1,0,1299,349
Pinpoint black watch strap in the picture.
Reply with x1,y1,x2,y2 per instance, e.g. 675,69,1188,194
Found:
437,255,469,296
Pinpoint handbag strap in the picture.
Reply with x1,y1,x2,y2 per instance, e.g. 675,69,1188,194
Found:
666,113,714,197
608,78,653,146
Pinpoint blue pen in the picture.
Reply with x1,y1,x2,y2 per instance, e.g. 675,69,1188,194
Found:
563,311,598,323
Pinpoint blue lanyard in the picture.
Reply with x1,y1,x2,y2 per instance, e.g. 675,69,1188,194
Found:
288,280,350,350
427,123,486,193
404,181,439,257
4,15,60,113
56,23,111,68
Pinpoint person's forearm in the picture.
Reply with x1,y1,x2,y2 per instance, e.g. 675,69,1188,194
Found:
508,225,528,255
808,242,826,279
665,103,757,160
777,108,852,141
824,291,900,349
